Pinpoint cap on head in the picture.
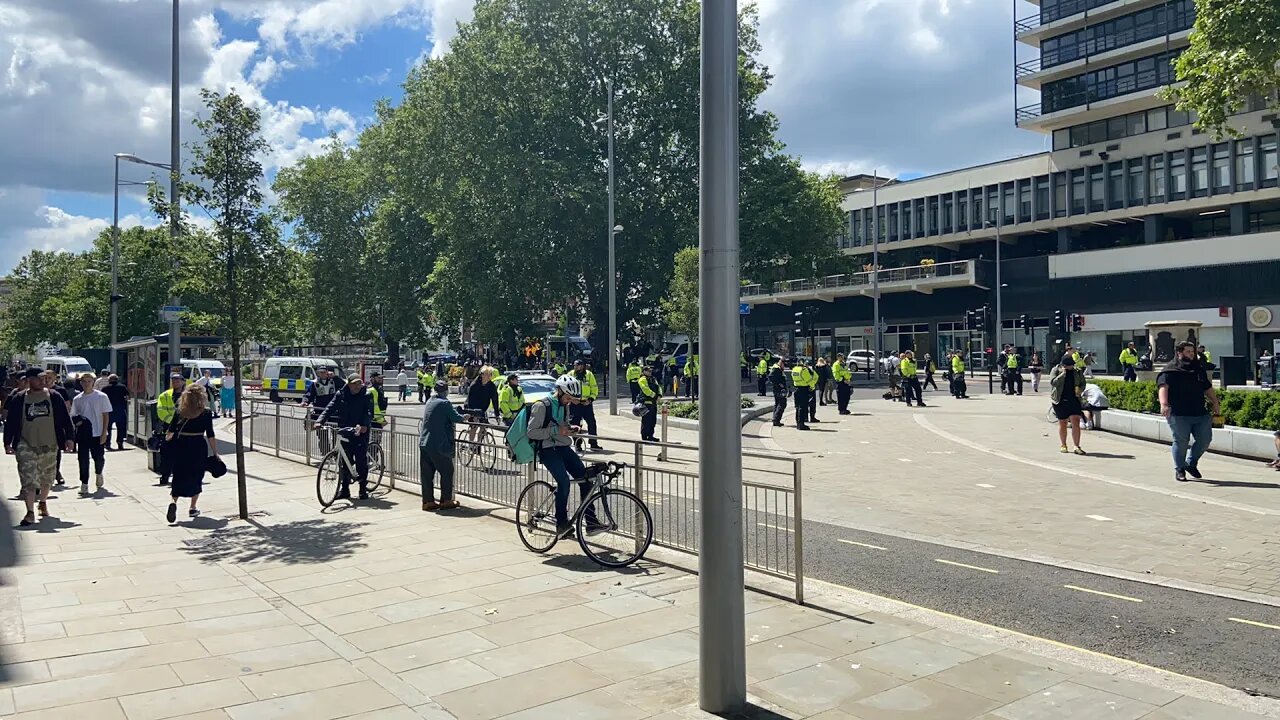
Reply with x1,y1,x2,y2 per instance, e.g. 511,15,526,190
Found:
434,380,449,395
170,373,184,380
23,367,42,379
1061,354,1076,366
347,373,362,383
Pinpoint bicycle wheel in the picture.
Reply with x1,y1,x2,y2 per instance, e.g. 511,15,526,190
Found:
515,480,559,553
479,432,498,471
460,440,478,467
577,488,653,568
315,451,342,507
366,444,386,492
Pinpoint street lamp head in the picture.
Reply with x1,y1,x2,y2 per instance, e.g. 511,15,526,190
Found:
612,225,624,234
115,153,141,162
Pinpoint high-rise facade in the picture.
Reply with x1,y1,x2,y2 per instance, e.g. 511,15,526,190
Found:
742,0,1280,373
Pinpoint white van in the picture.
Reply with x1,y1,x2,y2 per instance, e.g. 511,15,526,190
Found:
182,359,228,387
262,357,342,402
42,356,94,380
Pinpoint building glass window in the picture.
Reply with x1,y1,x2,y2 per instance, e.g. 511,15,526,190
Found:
1149,154,1166,202
1053,172,1067,218
1053,129,1070,151
1088,165,1105,212
927,196,939,235
972,191,985,228
1236,140,1255,191
1169,150,1187,199
1018,180,1032,223
1039,1,1195,68
1034,176,1050,220
888,205,899,242
1212,143,1230,192
942,194,953,234
1147,108,1168,131
877,206,887,243
1168,107,1195,128
900,203,911,239
1190,147,1208,197
1261,134,1278,188
1042,50,1181,114
1127,159,1144,206
1002,183,1015,224
1108,163,1125,210
1071,169,1086,214
957,192,969,231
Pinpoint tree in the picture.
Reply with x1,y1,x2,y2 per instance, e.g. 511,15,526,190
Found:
1167,0,1280,136
378,0,841,349
660,246,699,339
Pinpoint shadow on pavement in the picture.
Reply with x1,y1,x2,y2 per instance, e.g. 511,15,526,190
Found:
540,553,656,577
716,702,800,719
30,517,82,534
1080,452,1136,459
1196,478,1280,490
179,517,368,565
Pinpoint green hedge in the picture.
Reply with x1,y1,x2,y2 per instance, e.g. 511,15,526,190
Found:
661,396,756,420
1095,379,1280,430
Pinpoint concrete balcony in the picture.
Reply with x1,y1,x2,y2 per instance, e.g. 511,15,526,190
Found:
741,260,987,306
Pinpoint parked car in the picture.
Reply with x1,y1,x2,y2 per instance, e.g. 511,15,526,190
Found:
846,350,878,372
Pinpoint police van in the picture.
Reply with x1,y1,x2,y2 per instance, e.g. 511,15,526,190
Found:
262,357,342,402
181,359,228,387
42,356,95,380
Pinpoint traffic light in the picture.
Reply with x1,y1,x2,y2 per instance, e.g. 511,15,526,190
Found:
965,310,977,331
1018,314,1029,335
1053,309,1066,333
1069,313,1085,332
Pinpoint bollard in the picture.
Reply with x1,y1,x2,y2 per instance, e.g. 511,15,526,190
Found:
658,406,669,462
633,441,644,556
387,415,398,491
305,416,313,466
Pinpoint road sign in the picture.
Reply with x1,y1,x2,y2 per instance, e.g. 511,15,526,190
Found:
159,305,187,323
739,303,750,315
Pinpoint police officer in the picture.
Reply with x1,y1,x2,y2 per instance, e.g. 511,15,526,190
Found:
665,355,679,396
1119,342,1140,382
790,359,815,430
498,373,524,426
626,359,642,403
924,354,938,391
1004,346,1023,395
684,349,700,401
302,366,345,455
637,365,660,442
416,365,434,403
368,372,388,443
951,351,968,398
756,355,769,396
900,351,925,407
571,359,601,450
769,358,789,427
832,353,853,415
155,372,186,486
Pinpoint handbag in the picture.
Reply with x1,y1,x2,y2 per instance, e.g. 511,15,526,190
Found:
206,454,228,478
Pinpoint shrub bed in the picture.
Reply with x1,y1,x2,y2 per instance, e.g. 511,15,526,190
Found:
660,396,757,421
1095,379,1280,430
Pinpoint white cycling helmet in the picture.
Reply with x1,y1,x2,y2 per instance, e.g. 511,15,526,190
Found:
554,374,583,398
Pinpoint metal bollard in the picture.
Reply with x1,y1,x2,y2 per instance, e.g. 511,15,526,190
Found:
387,415,397,490
658,406,669,462
633,441,644,555
792,456,805,605
248,399,255,451
305,416,313,466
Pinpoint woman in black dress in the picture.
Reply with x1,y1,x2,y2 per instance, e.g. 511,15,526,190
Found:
1049,353,1087,455
164,385,218,523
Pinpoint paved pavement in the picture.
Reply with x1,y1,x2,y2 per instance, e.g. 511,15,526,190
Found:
2,436,1277,718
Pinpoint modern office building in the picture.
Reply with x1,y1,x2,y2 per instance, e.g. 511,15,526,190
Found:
742,0,1280,373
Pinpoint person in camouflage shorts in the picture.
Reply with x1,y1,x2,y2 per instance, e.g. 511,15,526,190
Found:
4,369,74,526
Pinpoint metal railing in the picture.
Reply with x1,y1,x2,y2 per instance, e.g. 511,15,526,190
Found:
1014,13,1041,32
242,398,805,602
1016,102,1044,122
741,260,974,300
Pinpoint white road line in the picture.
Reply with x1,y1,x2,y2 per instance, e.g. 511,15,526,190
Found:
1063,584,1143,603
975,483,995,489
913,415,1280,516
838,539,887,550
758,523,793,532
1086,514,1113,522
934,558,1000,574
897,458,912,463
1228,617,1280,631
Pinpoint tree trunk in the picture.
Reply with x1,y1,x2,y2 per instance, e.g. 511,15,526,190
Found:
385,337,401,368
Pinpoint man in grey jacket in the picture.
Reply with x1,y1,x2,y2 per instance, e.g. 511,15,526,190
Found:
420,381,465,511
527,375,600,538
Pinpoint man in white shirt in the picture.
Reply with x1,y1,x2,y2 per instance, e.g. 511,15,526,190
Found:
1081,383,1109,430
71,374,113,494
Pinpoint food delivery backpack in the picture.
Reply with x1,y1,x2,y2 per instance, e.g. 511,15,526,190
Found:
504,398,554,464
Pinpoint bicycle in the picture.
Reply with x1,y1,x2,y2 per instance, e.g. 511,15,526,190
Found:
516,460,653,568
314,424,385,507
458,408,498,471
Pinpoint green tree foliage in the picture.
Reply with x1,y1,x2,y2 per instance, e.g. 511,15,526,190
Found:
376,0,841,346
1167,0,1280,136
660,246,700,339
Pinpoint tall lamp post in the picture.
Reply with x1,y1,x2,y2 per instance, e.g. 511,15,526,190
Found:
117,153,173,357
110,154,156,352
169,0,183,371
603,77,623,416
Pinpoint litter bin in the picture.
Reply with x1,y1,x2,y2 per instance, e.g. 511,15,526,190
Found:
144,400,161,474
1218,355,1247,388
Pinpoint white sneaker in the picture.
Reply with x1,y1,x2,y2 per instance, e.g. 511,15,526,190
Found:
95,474,104,489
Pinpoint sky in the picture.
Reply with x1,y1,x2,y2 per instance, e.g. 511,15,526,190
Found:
0,0,1047,273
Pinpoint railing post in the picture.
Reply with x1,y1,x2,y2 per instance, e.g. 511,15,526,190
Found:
658,407,669,462
387,415,397,491
305,412,313,466
634,440,644,556
248,399,255,451
273,401,281,459
792,456,804,605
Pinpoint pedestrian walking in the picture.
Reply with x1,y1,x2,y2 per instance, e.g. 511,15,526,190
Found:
396,368,410,401
420,381,464,511
1158,341,1219,482
44,371,71,484
832,353,852,415
1083,351,1097,379
155,373,186,487
163,385,218,523
923,354,938,391
770,358,789,427
1027,353,1044,393
884,352,902,401
4,369,74,526
101,374,130,449
220,371,237,419
816,358,832,406
899,351,926,407
71,373,112,495
1049,353,1087,455
950,351,968,398
1119,342,1139,382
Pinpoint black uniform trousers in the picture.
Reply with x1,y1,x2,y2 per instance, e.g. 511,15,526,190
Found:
628,381,640,403
792,387,809,427
640,402,657,440
338,434,369,495
772,393,788,424
836,381,851,413
953,372,967,398
757,374,767,396
903,377,923,405
570,402,600,446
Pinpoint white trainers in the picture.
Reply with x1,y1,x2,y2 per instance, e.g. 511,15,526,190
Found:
95,473,105,489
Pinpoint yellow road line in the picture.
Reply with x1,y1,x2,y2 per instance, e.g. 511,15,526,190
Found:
934,558,1000,574
838,539,887,550
1063,584,1143,603
1228,617,1280,631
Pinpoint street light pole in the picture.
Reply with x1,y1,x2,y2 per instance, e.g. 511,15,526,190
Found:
995,215,1003,355
111,155,121,352
698,0,745,713
168,0,182,371
872,172,881,378
606,77,620,416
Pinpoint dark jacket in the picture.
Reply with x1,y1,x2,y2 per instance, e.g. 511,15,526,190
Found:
101,382,130,413
419,397,465,456
303,376,345,409
465,380,499,419
4,390,75,450
315,386,373,430
769,366,789,399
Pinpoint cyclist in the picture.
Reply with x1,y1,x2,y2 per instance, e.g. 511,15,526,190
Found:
497,373,525,426
368,372,388,443
314,373,373,501
570,359,601,451
301,366,344,455
464,366,500,440
526,375,601,538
